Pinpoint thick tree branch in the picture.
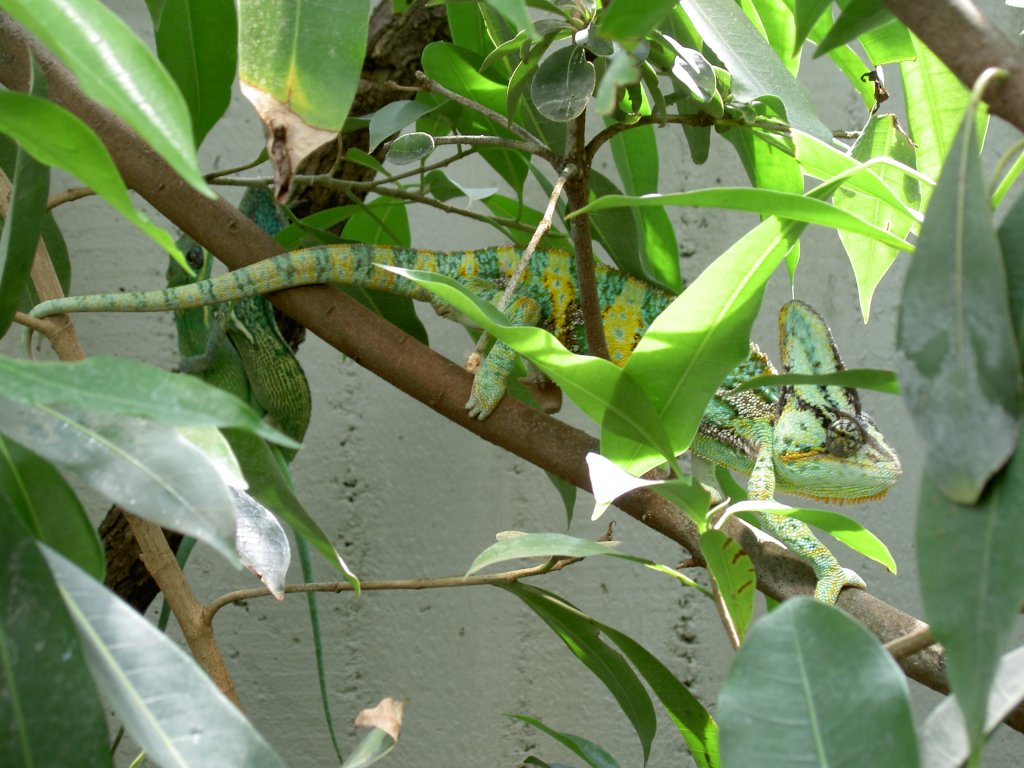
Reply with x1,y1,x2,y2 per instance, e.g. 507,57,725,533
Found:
2,10,1021,734
882,0,1024,132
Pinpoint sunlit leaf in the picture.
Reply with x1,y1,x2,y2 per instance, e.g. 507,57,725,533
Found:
531,45,595,122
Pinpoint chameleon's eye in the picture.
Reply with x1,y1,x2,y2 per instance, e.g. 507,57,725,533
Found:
825,416,864,458
185,244,205,271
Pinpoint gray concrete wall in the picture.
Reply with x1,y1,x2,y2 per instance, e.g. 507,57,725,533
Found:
6,1,1023,765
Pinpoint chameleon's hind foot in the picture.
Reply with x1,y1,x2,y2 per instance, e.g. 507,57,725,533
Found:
465,385,501,420
813,567,867,604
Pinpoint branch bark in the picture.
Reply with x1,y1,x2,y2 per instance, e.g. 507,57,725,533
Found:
1,8,1021,734
882,0,1024,132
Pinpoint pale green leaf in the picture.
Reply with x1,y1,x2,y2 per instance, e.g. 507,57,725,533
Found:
598,0,680,39
231,487,290,600
718,598,919,767
700,529,755,640
385,132,436,164
43,547,287,767
466,531,623,575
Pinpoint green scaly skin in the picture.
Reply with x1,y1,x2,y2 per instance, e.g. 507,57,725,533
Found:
31,244,901,602
165,188,311,457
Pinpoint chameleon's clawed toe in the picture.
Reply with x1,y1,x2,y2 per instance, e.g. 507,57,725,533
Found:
814,567,867,604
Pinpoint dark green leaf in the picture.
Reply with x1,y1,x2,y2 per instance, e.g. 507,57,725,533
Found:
596,624,719,768
147,0,236,145
531,45,596,122
916,431,1024,757
0,508,110,768
662,37,716,103
513,715,620,768
0,434,103,579
367,101,437,151
43,547,287,767
545,471,577,527
504,583,656,763
593,48,641,115
718,598,918,767
997,188,1024,351
793,0,836,54
1,0,210,195
897,107,1021,504
0,66,48,337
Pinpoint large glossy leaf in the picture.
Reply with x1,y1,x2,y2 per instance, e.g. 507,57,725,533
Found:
531,45,595,122
0,397,239,563
0,0,210,196
0,93,181,257
0,356,296,448
0,434,103,579
231,487,289,600
0,509,110,768
681,0,830,141
916,431,1024,758
835,114,920,320
920,646,1024,768
718,598,918,767
147,0,237,146
238,0,370,181
572,187,913,251
504,583,657,763
897,106,1021,504
43,547,287,767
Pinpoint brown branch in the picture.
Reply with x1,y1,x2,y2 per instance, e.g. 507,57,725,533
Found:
881,0,1024,133
2,9,1022,734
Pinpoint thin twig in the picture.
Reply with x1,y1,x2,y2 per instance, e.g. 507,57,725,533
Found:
382,133,549,158
204,557,580,622
47,185,95,210
884,622,936,660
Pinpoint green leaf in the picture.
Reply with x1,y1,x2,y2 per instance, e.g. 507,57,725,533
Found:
0,508,110,768
595,625,719,768
900,33,987,209
479,0,536,40
43,546,287,767
231,486,289,599
238,0,370,132
681,0,831,141
916,432,1024,757
503,583,657,763
897,104,1021,504
734,368,901,395
814,0,893,57
920,646,1024,768
0,397,239,564
531,45,595,122
586,170,642,280
385,132,436,164
792,0,833,53
0,435,104,580
598,0,680,40
0,93,181,258
0,72,48,337
834,114,920,321
586,452,710,527
0,356,297,448
718,598,919,767
339,724,398,768
0,0,210,196
659,36,716,103
700,529,755,640
367,101,437,151
571,187,914,251
512,715,620,768
147,0,236,146
545,471,577,527
998,189,1024,349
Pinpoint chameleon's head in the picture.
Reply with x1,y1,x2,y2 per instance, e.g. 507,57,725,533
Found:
771,301,902,502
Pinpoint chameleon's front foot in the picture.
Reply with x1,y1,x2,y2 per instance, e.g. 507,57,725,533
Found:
813,566,866,604
465,385,500,420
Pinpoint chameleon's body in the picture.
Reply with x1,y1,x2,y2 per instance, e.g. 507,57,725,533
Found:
31,241,901,602
165,189,311,454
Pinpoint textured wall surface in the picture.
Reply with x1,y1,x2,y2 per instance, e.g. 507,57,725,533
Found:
5,1,1023,765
